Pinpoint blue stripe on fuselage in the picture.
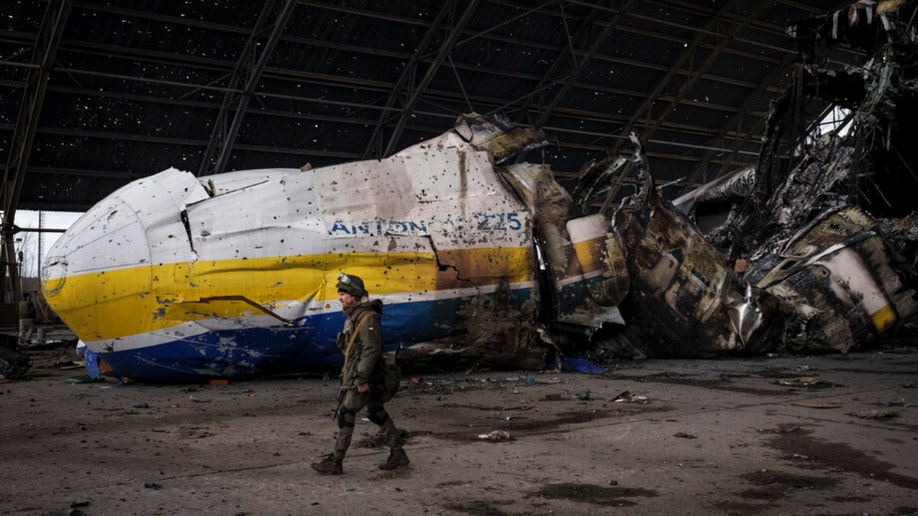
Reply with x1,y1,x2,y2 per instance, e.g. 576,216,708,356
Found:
95,290,536,382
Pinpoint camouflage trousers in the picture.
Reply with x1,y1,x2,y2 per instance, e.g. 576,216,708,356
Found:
18,318,35,346
333,387,402,460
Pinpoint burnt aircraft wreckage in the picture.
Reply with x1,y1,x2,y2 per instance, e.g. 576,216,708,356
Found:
41,0,918,382
580,0,918,361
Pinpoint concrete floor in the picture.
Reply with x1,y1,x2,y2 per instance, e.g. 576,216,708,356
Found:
1,343,917,515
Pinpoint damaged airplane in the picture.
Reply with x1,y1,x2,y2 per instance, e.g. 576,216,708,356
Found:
40,0,918,382
667,0,918,358
40,115,629,382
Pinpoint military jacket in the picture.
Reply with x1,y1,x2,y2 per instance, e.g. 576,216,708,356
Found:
338,299,384,388
18,299,35,319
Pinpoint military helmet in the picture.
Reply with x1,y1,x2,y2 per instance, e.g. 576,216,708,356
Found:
336,272,368,298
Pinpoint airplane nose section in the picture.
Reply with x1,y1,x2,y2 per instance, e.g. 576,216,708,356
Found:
40,253,68,297
41,168,208,340
41,193,155,339
43,195,151,281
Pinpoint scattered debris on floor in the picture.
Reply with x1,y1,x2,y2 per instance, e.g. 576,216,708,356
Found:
478,430,513,442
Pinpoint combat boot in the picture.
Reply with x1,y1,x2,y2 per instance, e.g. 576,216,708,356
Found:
311,454,343,475
379,448,410,470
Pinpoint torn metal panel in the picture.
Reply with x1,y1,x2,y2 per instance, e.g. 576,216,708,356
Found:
746,206,918,353
575,136,758,359
452,113,548,163
570,134,825,359
500,162,627,328
566,214,629,309
606,191,751,356
672,167,756,215
662,1,918,357
671,166,756,239
752,137,858,261
743,0,918,352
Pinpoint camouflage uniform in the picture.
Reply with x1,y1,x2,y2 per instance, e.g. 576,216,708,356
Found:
312,273,408,475
18,293,36,347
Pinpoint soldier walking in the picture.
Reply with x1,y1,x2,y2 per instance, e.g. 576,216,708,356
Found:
312,273,409,475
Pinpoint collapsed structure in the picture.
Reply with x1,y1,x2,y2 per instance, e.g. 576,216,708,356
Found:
37,1,918,382
661,0,918,357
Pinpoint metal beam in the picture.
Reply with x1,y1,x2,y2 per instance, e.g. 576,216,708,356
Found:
533,0,635,128
0,6,797,116
511,2,605,124
382,0,483,157
604,0,770,203
362,1,455,159
197,0,298,176
641,2,770,144
1,0,70,300
678,41,805,196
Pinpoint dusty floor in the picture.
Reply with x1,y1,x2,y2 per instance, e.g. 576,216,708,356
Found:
1,341,917,516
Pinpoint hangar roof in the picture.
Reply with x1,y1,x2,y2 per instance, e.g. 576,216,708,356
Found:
2,0,862,214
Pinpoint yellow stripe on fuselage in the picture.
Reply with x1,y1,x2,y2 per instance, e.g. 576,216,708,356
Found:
43,248,533,341
871,304,897,332
571,237,605,274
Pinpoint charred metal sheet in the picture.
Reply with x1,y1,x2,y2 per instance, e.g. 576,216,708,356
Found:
567,215,629,309
453,113,548,164
613,203,751,355
739,1,918,353
499,163,627,328
747,206,918,353
457,279,544,370
672,167,756,215
664,0,918,357
671,166,756,239
585,136,755,358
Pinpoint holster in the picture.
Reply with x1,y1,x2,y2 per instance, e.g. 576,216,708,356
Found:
332,387,346,420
